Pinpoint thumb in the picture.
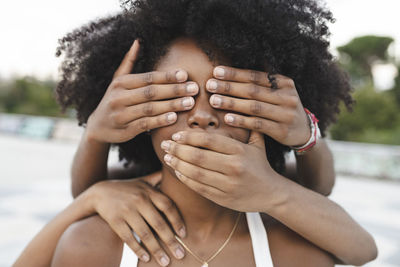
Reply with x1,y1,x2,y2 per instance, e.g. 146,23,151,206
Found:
113,39,140,78
247,130,266,151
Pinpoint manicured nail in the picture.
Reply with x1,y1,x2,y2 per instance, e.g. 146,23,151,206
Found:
164,154,172,164
182,97,194,108
211,95,222,107
214,67,225,78
141,254,150,262
178,226,186,238
176,70,187,82
175,247,185,259
160,255,170,266
172,133,181,141
207,79,218,91
225,114,235,123
131,39,139,50
167,112,177,123
161,140,171,151
186,83,198,94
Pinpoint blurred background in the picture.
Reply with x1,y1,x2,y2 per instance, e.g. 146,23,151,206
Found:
0,0,399,266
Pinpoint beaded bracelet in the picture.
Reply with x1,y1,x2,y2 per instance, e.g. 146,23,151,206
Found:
290,108,321,156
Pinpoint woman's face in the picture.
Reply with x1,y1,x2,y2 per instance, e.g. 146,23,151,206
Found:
151,38,250,169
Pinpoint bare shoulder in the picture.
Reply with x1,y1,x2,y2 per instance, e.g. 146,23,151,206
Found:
260,214,334,267
51,215,123,267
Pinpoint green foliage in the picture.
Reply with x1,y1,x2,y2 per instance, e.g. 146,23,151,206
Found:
330,84,400,145
0,77,63,117
337,35,394,84
388,64,400,106
330,35,400,145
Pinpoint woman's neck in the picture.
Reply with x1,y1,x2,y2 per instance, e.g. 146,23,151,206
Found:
159,167,240,241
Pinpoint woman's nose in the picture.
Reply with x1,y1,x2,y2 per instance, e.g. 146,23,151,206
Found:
186,92,219,129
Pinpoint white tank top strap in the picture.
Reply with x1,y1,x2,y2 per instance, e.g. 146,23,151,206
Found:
120,212,273,267
121,242,139,266
120,232,141,266
246,212,274,267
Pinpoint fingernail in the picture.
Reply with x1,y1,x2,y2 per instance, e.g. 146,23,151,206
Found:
178,226,186,238
131,39,139,49
161,140,171,151
214,67,225,78
176,70,187,82
207,79,218,91
141,254,150,262
182,97,194,108
167,112,177,123
186,83,198,94
175,247,185,259
225,114,235,123
160,255,170,266
172,133,181,141
164,154,172,164
211,95,222,107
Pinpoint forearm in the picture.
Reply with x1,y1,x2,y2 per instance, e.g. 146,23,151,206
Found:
71,130,110,197
13,192,94,267
265,175,377,265
294,138,335,196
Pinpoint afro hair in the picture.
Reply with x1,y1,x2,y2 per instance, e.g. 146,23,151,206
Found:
56,0,353,177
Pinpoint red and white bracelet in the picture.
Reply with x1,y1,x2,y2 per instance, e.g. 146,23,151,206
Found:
290,108,321,156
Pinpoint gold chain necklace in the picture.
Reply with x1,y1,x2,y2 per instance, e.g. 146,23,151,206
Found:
174,212,242,267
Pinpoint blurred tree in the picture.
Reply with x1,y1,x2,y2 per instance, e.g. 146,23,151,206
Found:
330,83,400,145
337,35,394,85
388,64,400,107
0,77,63,117
330,35,400,145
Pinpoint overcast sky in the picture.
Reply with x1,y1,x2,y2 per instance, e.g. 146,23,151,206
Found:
0,0,399,80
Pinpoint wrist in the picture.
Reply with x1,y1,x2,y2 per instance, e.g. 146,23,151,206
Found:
83,128,110,148
82,181,106,214
260,173,291,216
290,108,321,156
294,137,321,158
73,186,98,218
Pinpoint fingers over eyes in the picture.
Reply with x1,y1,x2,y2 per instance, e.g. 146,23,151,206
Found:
122,82,199,106
213,65,293,87
206,79,297,105
120,97,194,124
213,66,270,86
124,112,177,133
115,69,188,89
209,94,293,123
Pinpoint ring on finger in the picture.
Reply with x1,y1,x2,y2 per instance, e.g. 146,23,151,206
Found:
130,229,141,243
267,73,278,89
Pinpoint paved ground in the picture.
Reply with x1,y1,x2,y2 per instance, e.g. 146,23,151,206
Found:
1,134,399,267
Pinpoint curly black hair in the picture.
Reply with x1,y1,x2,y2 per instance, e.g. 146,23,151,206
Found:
56,0,353,177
